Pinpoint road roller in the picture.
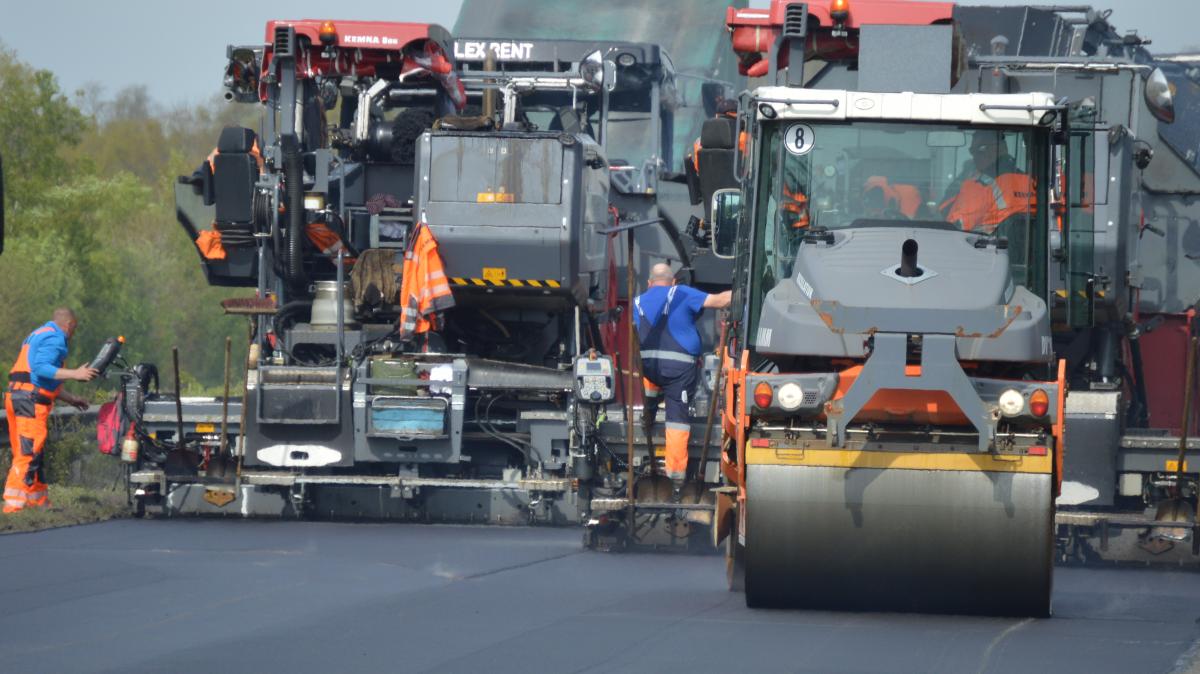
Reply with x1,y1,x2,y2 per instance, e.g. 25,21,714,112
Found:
703,2,1071,616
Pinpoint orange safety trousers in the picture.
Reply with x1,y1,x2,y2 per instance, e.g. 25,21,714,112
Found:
642,378,691,480
643,371,691,477
4,386,52,512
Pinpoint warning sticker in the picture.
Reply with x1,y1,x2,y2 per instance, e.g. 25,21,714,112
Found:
783,123,816,156
482,267,508,283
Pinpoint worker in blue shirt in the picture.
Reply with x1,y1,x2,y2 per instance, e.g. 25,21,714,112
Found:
4,308,96,513
635,263,730,497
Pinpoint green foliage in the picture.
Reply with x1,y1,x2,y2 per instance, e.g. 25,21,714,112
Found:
0,44,254,392
0,46,88,207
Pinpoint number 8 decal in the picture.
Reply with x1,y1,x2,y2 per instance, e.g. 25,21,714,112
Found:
784,123,816,156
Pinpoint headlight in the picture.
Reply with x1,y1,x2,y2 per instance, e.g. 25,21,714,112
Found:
580,49,604,87
998,389,1025,417
1145,67,1175,124
304,193,325,211
777,382,804,411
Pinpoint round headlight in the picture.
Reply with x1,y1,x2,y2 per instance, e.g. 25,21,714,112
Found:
616,52,636,67
998,389,1025,417
1145,67,1175,124
777,382,804,411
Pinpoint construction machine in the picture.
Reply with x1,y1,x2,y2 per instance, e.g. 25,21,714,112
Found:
946,5,1200,561
708,0,1065,615
124,14,742,529
451,0,768,549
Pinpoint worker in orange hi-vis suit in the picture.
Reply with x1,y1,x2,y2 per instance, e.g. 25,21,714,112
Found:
398,222,455,345
940,131,1037,233
635,263,730,501
4,308,96,513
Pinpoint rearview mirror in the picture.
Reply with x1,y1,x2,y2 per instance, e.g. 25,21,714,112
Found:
927,131,966,148
223,47,261,104
711,188,740,259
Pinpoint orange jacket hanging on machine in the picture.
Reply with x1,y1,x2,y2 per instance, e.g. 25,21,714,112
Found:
398,223,455,341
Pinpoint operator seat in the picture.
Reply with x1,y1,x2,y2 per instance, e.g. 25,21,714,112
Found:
212,126,260,244
696,117,739,222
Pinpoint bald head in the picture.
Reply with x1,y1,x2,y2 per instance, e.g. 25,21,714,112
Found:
52,307,78,338
647,263,675,287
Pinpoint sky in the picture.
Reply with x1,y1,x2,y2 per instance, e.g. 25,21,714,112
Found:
1,0,1197,107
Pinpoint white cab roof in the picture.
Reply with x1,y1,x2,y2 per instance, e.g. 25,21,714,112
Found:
752,87,1058,126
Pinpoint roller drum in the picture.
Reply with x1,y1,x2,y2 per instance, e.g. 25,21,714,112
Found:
743,464,1053,616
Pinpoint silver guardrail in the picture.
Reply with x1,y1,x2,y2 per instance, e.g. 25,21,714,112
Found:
0,407,98,449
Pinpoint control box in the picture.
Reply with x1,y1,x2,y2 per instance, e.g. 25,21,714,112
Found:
573,354,615,403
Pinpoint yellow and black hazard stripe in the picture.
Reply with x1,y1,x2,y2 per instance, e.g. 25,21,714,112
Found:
450,277,562,288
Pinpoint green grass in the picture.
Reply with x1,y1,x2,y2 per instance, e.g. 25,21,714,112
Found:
0,484,128,534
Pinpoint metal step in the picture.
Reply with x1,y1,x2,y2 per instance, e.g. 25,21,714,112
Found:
588,497,715,513
1055,510,1199,529
131,469,570,492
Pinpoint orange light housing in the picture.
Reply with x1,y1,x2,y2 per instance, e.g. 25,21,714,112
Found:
319,21,337,45
753,382,773,408
1028,445,1048,456
830,0,850,21
476,191,515,203
1029,389,1050,417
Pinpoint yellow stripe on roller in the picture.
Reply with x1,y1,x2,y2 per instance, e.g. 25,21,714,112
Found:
471,278,487,286
546,280,561,288
451,277,468,286
527,280,543,288
745,446,1052,474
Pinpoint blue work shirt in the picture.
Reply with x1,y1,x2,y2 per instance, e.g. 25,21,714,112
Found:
633,285,709,356
23,322,69,392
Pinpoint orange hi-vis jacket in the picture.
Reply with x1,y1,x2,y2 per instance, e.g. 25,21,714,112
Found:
864,176,923,218
941,171,1037,232
398,223,455,341
5,326,61,512
781,185,810,228
196,230,226,260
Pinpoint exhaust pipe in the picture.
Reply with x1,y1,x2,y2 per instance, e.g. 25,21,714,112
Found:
898,239,921,278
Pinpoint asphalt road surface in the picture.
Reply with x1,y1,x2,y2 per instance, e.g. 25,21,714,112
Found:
1,520,1199,674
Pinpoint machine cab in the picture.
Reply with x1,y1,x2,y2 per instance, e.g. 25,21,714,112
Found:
713,88,1062,357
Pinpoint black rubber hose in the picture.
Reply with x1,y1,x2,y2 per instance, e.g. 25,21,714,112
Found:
282,141,306,287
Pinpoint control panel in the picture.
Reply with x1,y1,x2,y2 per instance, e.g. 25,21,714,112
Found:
573,354,615,404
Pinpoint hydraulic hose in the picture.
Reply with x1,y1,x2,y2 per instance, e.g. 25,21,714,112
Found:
282,140,306,287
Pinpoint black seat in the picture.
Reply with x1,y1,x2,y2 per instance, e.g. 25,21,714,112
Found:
213,126,259,227
696,117,738,221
